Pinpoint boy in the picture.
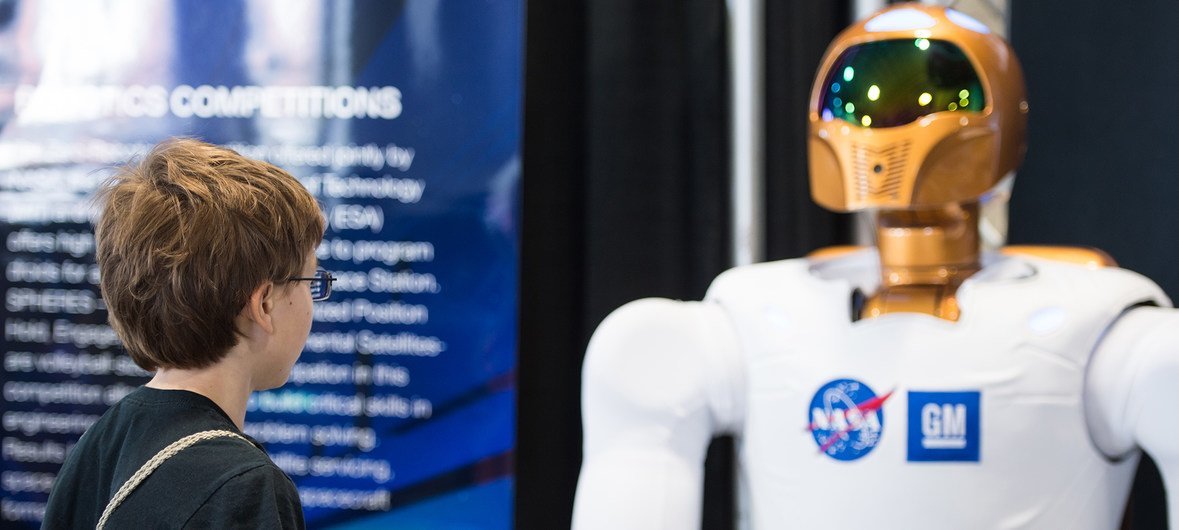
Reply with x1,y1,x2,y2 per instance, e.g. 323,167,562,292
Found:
42,138,328,529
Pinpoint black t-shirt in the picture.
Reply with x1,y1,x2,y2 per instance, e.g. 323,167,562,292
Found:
41,387,304,529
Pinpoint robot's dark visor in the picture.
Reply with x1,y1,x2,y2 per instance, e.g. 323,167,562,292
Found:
818,38,985,128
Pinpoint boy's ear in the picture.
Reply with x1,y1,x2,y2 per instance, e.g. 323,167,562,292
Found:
244,282,276,334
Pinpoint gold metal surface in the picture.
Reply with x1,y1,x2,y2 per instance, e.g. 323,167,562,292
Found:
801,5,1089,323
865,202,980,321
807,245,865,260
802,4,1031,322
807,3,1028,212
862,284,961,321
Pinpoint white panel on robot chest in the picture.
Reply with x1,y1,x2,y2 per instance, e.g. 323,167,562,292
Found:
720,258,1141,529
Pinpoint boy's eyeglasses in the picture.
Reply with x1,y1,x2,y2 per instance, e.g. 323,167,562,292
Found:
289,269,336,301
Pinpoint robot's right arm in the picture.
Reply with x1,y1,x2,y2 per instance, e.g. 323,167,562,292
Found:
571,298,744,530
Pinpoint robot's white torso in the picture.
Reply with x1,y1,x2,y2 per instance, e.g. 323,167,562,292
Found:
716,251,1162,529
573,250,1179,530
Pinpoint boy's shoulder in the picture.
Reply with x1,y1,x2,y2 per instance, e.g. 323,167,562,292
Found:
44,387,289,528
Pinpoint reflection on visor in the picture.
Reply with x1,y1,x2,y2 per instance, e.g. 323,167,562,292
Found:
818,39,984,128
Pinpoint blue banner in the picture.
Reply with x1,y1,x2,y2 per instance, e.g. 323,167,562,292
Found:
0,1,521,528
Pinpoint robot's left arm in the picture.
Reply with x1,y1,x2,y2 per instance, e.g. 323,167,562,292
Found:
1088,306,1179,521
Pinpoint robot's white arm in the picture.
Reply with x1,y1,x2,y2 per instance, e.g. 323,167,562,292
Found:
572,298,744,530
1088,306,1179,523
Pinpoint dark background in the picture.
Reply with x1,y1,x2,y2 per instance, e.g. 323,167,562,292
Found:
518,0,1177,527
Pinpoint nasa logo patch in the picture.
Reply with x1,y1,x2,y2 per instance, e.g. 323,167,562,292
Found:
907,391,980,462
807,378,893,461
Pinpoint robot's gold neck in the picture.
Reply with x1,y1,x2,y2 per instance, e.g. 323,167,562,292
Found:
863,202,981,321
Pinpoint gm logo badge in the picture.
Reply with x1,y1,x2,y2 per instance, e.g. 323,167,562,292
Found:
907,391,980,462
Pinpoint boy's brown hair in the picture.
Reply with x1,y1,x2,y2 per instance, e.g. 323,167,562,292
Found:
94,138,324,371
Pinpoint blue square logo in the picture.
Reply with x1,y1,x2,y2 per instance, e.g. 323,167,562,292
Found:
907,391,980,462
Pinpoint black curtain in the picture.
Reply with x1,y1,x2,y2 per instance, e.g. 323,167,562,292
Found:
1010,2,1178,528
517,0,588,527
519,1,851,528
765,2,852,259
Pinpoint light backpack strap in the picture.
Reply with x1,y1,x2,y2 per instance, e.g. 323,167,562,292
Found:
96,430,249,530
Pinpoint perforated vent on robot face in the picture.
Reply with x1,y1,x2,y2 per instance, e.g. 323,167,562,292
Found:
818,39,985,129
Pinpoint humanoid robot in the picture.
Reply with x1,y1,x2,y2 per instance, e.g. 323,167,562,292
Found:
572,4,1179,529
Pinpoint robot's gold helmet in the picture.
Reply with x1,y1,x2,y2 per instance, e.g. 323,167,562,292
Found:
808,3,1028,211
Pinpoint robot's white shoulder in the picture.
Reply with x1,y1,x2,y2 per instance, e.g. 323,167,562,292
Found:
997,244,1168,308
582,298,744,437
575,298,746,529
703,256,867,334
705,257,834,301
1014,252,1170,312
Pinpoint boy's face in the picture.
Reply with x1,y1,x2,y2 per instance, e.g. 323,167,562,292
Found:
255,249,317,390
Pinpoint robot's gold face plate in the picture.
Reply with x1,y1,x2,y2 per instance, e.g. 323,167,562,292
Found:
811,109,997,211
807,4,1026,212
